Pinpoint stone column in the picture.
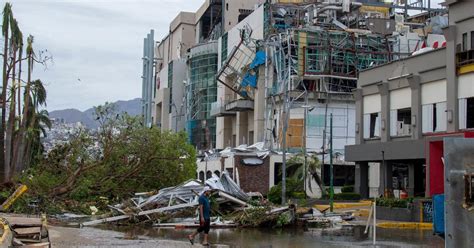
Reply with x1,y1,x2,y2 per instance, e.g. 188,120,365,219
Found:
377,82,390,142
408,75,422,139
355,162,369,199
444,25,458,132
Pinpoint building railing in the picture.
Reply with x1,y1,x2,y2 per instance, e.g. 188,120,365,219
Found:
457,49,474,67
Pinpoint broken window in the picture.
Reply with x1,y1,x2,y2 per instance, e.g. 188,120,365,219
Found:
390,108,412,136
370,113,380,138
462,33,468,51
472,31,474,50
363,113,380,139
422,102,446,133
459,97,474,129
460,97,474,129
464,174,474,209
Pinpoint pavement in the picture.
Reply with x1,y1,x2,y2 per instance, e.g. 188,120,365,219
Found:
313,200,434,230
49,225,230,248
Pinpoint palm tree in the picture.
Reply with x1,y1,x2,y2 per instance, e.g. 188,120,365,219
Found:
12,35,35,176
285,153,324,195
14,78,47,174
1,2,13,182
5,17,22,178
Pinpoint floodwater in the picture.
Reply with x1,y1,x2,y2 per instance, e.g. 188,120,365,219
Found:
95,225,445,248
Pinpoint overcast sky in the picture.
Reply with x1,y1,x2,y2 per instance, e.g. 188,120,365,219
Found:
9,0,205,111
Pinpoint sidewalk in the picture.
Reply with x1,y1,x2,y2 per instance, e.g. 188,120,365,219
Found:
312,201,434,230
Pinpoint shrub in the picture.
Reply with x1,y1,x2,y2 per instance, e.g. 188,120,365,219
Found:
267,178,304,204
341,185,354,193
333,192,361,200
376,198,414,208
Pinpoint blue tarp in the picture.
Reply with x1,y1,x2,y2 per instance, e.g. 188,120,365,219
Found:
249,51,266,69
433,194,445,235
239,51,266,95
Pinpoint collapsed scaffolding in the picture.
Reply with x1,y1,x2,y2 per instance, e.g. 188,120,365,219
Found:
213,0,446,151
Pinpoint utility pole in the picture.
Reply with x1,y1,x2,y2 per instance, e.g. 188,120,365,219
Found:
281,89,289,205
281,31,291,206
329,113,334,212
303,90,308,198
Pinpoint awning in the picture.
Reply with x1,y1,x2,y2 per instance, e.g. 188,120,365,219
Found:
241,158,264,166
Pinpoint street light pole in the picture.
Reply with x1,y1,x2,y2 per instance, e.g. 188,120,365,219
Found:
281,92,289,205
303,91,308,198
329,113,334,212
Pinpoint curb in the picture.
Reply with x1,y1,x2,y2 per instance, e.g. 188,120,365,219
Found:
377,222,433,230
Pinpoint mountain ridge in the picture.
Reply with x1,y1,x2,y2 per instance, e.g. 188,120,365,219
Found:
49,98,142,129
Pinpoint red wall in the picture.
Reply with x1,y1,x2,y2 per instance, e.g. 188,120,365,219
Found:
429,132,474,196
429,141,444,196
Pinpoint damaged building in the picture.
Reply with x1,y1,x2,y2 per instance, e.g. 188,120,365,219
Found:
142,0,447,197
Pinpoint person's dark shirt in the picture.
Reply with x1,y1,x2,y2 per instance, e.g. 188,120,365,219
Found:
198,194,210,220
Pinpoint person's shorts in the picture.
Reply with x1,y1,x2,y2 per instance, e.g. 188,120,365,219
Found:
197,219,211,234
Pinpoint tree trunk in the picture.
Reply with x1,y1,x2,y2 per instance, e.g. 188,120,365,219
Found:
5,48,17,178
1,25,10,182
15,52,32,173
17,55,21,123
12,52,22,174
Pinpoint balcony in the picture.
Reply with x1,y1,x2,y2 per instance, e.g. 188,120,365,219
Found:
225,99,254,112
457,49,474,75
210,101,236,117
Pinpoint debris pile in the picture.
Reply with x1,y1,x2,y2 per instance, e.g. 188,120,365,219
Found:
82,171,281,227
81,171,352,229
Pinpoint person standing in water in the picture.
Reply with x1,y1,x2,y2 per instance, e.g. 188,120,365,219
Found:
188,186,212,246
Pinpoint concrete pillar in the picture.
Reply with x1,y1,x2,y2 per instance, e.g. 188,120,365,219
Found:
353,89,364,145
385,161,393,195
408,75,422,139
408,163,415,197
444,25,458,132
236,112,248,145
377,82,390,142
355,162,369,199
254,67,266,143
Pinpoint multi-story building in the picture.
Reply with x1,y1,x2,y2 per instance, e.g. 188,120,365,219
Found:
345,0,474,198
142,0,447,196
150,0,262,150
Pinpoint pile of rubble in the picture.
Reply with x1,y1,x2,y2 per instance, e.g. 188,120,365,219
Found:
81,171,285,227
81,171,354,229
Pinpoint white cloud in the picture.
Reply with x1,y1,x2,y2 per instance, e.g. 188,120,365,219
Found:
9,0,204,111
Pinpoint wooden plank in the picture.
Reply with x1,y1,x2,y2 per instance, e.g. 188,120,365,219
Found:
81,215,130,226
0,185,28,211
6,217,42,227
138,202,198,216
218,191,247,206
20,242,50,248
13,227,41,236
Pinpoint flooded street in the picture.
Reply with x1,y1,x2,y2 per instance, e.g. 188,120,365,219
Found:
70,225,444,248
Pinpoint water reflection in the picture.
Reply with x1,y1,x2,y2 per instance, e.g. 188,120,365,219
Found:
97,225,444,248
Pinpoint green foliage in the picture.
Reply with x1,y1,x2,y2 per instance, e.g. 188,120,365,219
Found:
15,102,197,213
376,197,414,208
267,178,304,204
341,185,354,193
275,211,292,228
333,192,361,200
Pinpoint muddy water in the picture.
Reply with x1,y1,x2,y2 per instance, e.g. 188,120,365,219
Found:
96,225,444,248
